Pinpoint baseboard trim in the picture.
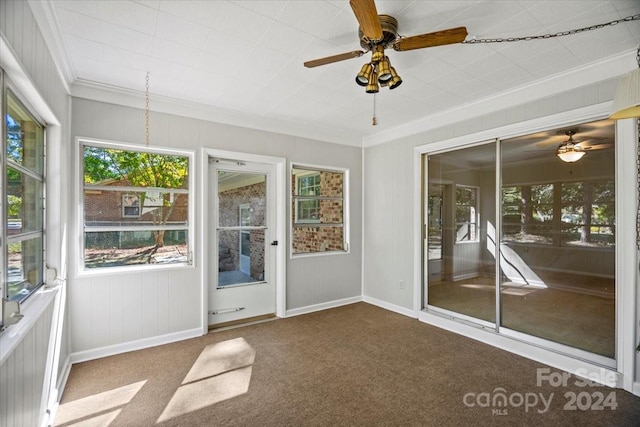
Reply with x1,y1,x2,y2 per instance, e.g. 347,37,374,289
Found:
419,310,623,389
362,295,417,318
633,381,640,397
69,328,203,364
285,296,362,317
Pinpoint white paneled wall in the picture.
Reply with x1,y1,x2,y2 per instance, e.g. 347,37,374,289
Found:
0,302,55,427
70,97,362,356
0,1,71,426
70,268,201,359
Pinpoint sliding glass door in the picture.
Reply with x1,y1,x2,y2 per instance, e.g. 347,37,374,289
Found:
424,118,616,361
426,142,497,324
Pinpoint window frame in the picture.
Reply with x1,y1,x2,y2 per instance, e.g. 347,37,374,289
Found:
77,138,195,274
290,162,349,258
454,185,479,243
2,81,46,309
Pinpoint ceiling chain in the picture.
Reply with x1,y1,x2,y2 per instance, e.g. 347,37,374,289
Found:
463,13,639,44
145,72,150,147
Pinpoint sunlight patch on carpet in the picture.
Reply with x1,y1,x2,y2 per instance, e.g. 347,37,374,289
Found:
157,337,256,422
54,380,146,426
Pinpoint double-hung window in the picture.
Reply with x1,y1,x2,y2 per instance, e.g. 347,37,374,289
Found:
2,78,46,309
80,139,193,270
455,186,478,242
291,165,348,255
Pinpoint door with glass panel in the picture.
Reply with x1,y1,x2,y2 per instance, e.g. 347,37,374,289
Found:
208,160,276,327
425,142,497,325
424,118,616,363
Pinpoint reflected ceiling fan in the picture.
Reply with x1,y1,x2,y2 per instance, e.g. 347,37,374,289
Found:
553,130,612,163
303,0,468,93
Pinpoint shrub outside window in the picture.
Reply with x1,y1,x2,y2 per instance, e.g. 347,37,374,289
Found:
291,165,347,255
81,140,193,270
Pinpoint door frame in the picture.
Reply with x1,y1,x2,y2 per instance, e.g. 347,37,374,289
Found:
200,149,286,333
413,102,637,391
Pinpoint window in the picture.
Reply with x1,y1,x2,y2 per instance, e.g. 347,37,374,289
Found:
455,186,478,242
501,179,614,247
3,86,46,303
291,165,347,254
295,172,320,223
122,194,140,218
81,140,193,270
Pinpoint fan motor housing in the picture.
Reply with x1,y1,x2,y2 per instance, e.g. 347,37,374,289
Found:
359,14,398,49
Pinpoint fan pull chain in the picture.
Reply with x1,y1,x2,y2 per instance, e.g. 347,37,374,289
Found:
145,72,150,147
372,93,377,126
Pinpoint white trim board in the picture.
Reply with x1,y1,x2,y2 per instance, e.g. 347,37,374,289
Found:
362,296,417,319
285,296,362,318
364,49,635,147
69,328,202,364
419,310,622,389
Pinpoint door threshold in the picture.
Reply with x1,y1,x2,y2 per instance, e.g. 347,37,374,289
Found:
208,313,276,332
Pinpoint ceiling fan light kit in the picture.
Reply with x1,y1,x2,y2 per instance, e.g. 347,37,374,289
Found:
610,47,640,120
556,145,586,163
304,0,466,96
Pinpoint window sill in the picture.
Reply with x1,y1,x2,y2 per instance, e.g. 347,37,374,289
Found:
291,250,349,259
0,285,59,365
77,261,194,277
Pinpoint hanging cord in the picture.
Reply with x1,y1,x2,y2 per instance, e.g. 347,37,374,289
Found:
463,14,639,44
637,118,640,250
145,72,150,147
372,93,377,126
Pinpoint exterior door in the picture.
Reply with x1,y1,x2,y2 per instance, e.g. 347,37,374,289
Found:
208,160,276,327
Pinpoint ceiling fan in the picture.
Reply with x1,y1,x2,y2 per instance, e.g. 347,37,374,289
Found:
303,0,468,93
554,130,612,163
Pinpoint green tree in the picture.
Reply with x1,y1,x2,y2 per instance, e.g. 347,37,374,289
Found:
83,146,188,249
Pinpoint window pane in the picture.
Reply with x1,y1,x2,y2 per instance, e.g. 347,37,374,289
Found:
426,142,496,323
292,226,344,253
7,237,43,301
6,93,44,175
292,168,343,197
292,166,346,255
82,142,191,270
84,190,188,225
84,230,188,268
500,118,615,357
7,167,43,234
218,172,266,228
218,229,265,286
83,146,188,189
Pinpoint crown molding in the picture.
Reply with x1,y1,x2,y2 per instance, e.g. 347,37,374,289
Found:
362,49,637,148
27,0,74,93
70,79,363,147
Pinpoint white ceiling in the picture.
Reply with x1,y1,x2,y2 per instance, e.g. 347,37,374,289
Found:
34,1,640,146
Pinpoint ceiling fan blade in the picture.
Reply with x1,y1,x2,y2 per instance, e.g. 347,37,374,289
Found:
394,27,468,51
349,0,382,41
580,143,614,151
303,50,365,68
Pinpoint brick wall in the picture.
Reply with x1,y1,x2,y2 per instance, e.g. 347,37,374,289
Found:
292,170,345,253
84,178,188,224
218,181,266,279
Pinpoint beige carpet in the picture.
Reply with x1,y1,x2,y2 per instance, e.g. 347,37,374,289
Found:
55,303,640,426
